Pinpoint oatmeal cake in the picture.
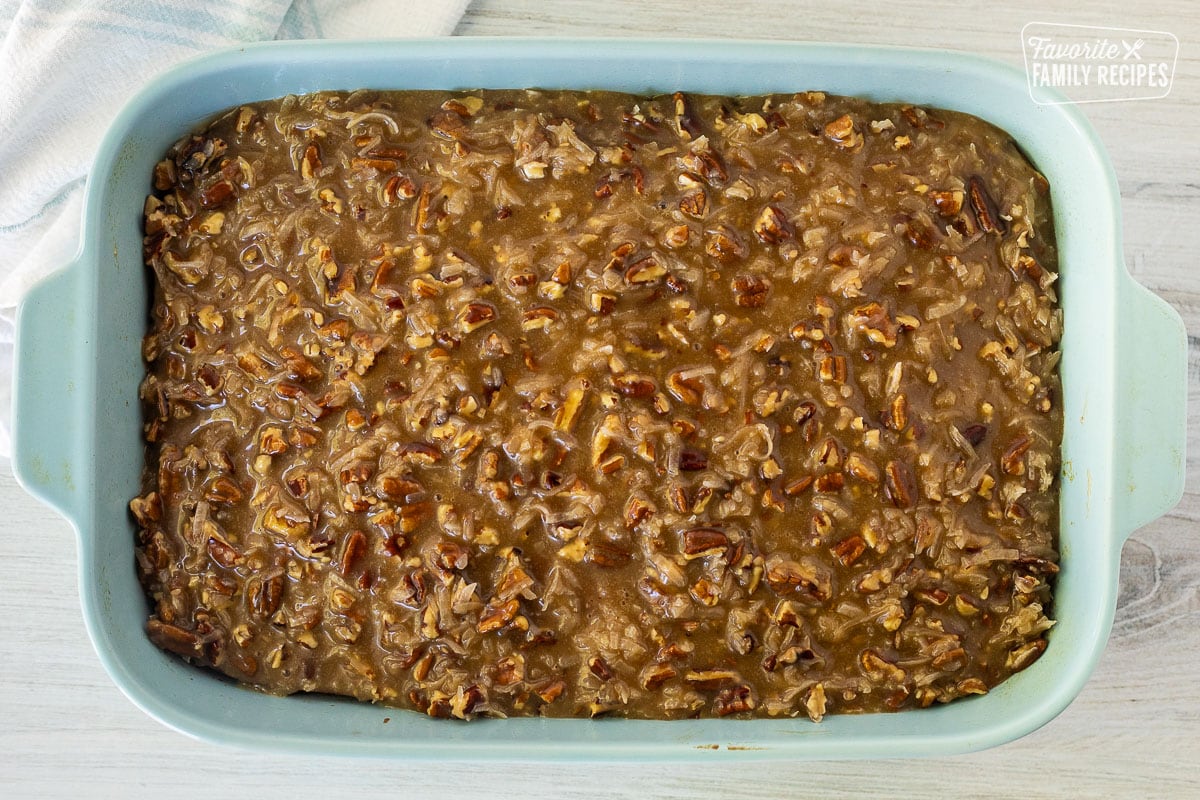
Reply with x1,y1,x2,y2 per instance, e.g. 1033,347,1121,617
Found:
132,89,1062,720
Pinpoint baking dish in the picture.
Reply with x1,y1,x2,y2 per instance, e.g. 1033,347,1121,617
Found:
11,38,1185,760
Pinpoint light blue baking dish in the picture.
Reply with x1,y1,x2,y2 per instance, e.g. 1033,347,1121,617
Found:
12,38,1186,760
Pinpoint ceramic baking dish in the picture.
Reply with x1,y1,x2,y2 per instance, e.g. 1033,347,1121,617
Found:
12,38,1186,760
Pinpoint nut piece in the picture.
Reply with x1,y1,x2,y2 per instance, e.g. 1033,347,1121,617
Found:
146,619,204,659
611,373,657,398
764,555,832,602
1001,434,1032,475
968,175,1008,234
249,574,284,618
704,225,748,263
478,598,519,633
860,649,907,683
753,205,793,244
521,306,559,332
732,275,770,308
884,460,917,508
679,190,707,218
824,114,863,150
848,302,897,347
844,453,880,484
457,302,497,333
930,189,964,216
831,535,867,567
624,255,666,285
586,542,633,568
682,527,729,557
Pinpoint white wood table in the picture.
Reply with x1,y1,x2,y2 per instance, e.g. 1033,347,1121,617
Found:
3,1,1197,797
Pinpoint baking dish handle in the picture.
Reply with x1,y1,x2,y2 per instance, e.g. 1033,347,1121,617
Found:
1114,276,1187,537
12,258,85,522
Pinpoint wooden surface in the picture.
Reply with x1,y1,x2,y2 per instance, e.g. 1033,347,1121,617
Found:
3,1,1198,797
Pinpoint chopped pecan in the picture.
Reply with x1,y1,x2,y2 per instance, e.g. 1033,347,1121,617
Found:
884,460,916,508
753,205,793,244
611,373,657,398
147,619,204,659
679,190,707,218
705,225,748,263
682,527,729,557
1001,434,1032,475
967,175,1007,234
732,275,770,308
764,555,832,602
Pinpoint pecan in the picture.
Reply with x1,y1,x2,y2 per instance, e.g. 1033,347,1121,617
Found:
764,555,832,602
534,678,566,704
589,656,614,681
672,92,702,138
200,180,235,208
249,574,284,618
930,189,964,216
679,190,707,218
824,114,862,149
458,302,497,333
611,372,657,398
805,684,827,722
884,460,916,508
815,472,844,493
705,225,748,263
961,423,988,447
377,474,422,501
300,143,321,180
338,530,368,577
1006,639,1047,670
714,685,756,716
679,447,708,471
773,601,800,628
883,394,908,432
849,302,897,347
435,541,469,571
680,147,727,185
624,255,666,285
478,598,520,633
589,291,616,315
900,105,945,130
844,453,880,484
860,649,907,683
904,216,938,250
732,275,770,308
624,497,653,528
967,175,1007,234
819,356,846,383
663,224,691,249
831,535,867,566
522,306,559,331
682,527,729,557
396,442,441,464
1001,434,1032,475
147,619,204,659
428,109,468,140
207,536,241,567
666,371,703,406
129,492,162,525
783,476,814,496
586,542,633,568
753,205,793,244
641,663,677,690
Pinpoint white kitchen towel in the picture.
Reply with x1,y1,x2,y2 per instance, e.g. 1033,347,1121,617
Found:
0,0,471,460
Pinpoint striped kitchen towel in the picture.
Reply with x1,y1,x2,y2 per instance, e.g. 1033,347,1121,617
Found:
0,0,472,459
